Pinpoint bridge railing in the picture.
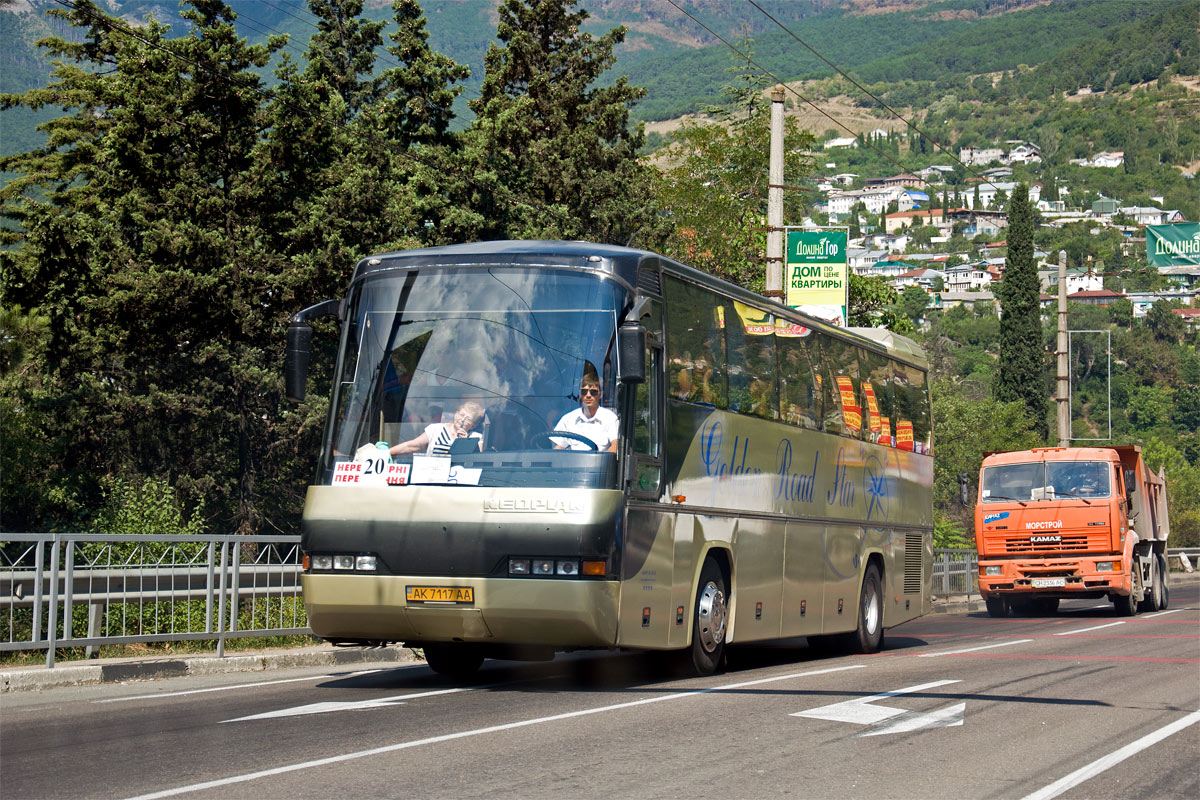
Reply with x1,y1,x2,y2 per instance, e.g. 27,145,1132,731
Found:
1,533,308,668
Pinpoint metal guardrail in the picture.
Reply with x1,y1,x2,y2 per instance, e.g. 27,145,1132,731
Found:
932,547,1199,601
1,533,308,668
3,535,1196,669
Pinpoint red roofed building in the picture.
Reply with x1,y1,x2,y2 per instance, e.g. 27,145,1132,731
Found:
1068,289,1125,306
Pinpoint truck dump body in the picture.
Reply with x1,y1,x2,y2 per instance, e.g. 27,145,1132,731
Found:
974,445,1169,616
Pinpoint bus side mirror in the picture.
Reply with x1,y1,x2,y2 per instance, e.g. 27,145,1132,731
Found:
285,322,314,402
958,472,970,506
618,321,646,384
285,299,340,403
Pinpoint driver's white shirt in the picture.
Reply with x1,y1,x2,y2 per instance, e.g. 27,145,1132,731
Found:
552,405,618,451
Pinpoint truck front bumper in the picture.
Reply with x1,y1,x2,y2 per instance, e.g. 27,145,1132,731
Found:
977,559,1133,597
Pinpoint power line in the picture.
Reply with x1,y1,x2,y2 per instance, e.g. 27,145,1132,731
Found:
744,0,990,184
662,0,918,180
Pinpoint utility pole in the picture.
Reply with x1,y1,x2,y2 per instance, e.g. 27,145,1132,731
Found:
765,84,786,301
1056,249,1071,447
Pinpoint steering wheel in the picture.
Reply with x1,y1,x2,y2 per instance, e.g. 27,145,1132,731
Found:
527,430,599,451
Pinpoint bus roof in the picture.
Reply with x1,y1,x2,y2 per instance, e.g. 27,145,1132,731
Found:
353,240,928,369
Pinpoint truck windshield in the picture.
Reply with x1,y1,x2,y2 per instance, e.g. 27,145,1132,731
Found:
321,267,626,489
982,461,1111,502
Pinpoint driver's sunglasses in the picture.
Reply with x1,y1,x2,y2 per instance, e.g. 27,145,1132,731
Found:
580,387,601,396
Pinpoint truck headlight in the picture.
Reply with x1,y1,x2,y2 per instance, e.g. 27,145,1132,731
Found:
1095,561,1113,572
985,566,1003,576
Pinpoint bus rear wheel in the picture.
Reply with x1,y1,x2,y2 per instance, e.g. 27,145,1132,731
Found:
423,643,484,681
682,557,727,676
845,564,884,654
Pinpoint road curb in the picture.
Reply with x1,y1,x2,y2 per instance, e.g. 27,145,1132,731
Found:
1,645,421,694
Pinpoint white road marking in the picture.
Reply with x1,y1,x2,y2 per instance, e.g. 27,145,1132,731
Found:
918,639,1032,657
859,702,966,737
222,687,471,722
1054,621,1125,636
791,679,964,736
1142,609,1182,618
1020,709,1200,800
122,664,865,800
96,670,388,704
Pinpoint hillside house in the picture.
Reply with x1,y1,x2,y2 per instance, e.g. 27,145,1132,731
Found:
885,208,952,233
857,260,912,279
963,181,1041,211
960,146,1004,166
826,187,904,217
865,174,927,190
1120,207,1186,226
937,290,997,312
824,137,859,149
1038,266,1103,294
847,248,888,270
944,263,993,292
1068,289,1125,307
893,268,943,292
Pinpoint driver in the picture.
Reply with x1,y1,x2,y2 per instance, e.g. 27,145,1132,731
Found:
551,364,618,453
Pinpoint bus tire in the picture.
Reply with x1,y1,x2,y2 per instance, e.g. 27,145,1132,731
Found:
1157,554,1169,610
683,557,727,676
423,643,484,681
846,564,885,654
985,596,1008,618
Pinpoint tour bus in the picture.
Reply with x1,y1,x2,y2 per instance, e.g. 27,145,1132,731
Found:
286,240,933,678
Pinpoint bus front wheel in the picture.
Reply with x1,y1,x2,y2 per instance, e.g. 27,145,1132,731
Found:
683,558,727,676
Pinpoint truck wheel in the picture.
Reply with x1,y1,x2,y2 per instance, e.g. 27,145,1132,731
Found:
423,643,484,681
985,596,1008,618
1157,554,1170,610
1113,589,1138,617
682,557,727,676
1139,557,1162,613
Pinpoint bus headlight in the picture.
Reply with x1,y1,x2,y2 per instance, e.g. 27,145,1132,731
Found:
508,559,531,575
355,556,378,572
532,559,555,575
312,555,333,570
556,560,579,576
334,555,356,571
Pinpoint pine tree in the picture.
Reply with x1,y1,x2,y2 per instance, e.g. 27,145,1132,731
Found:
1,0,290,532
994,184,1048,439
463,0,660,244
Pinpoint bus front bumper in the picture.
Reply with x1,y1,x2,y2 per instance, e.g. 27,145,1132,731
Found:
301,574,620,647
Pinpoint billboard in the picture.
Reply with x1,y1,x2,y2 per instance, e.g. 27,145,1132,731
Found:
785,228,848,326
1146,223,1200,267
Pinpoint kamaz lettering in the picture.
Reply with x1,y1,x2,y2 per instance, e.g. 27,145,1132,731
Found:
1030,535,1062,544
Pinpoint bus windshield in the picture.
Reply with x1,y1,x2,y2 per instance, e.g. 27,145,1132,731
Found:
322,267,626,488
981,461,1112,502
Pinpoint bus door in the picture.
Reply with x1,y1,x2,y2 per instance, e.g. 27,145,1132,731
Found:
619,302,679,648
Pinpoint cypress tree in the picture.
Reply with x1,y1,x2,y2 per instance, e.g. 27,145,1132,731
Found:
463,0,661,244
994,184,1048,439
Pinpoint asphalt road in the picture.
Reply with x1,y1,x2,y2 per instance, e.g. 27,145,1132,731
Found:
3,586,1198,800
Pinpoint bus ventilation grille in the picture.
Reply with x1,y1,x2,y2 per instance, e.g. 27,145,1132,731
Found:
638,268,661,296
903,532,923,594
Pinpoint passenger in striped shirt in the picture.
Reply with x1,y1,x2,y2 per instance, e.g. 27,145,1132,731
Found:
390,401,485,457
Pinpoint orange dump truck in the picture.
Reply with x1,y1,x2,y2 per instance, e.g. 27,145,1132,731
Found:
974,445,1170,617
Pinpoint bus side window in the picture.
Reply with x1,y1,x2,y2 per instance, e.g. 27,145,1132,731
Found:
725,301,778,420
778,332,819,429
820,334,862,438
664,277,726,408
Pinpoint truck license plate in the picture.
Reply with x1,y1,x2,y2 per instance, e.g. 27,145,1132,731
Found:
1032,577,1066,588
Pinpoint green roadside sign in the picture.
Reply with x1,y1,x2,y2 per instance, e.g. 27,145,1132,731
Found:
1147,223,1200,267
785,228,848,325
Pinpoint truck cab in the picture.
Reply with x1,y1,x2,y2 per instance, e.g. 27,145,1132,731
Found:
975,446,1169,617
